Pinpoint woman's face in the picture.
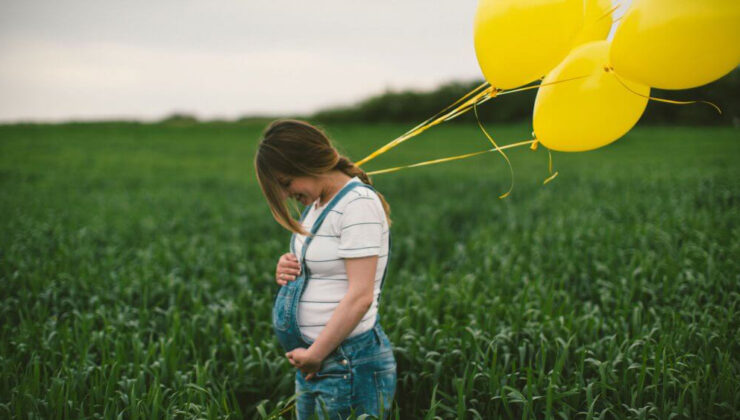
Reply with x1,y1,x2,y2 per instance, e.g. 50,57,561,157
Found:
277,174,319,206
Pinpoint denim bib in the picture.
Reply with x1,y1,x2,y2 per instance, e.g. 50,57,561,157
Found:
272,181,392,352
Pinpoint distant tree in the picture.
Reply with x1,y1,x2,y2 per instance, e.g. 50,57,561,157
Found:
159,113,199,125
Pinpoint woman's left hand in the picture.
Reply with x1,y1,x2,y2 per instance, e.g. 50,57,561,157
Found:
286,348,322,380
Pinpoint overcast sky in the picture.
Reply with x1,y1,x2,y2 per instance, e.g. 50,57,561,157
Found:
0,1,628,123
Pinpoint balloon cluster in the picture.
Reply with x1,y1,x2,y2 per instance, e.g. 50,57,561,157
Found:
474,0,740,152
357,0,738,194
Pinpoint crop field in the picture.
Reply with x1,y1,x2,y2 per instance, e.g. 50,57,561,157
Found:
0,121,738,419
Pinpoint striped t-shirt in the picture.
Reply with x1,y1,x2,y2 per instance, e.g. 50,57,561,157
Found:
293,176,390,341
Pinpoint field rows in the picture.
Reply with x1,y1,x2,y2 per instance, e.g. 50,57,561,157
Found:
0,122,738,418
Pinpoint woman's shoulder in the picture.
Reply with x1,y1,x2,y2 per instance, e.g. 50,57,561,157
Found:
339,184,381,206
334,184,385,222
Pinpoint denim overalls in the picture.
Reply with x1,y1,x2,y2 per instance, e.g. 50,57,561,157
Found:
272,180,396,419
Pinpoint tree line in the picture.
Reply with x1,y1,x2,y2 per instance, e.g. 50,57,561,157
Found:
311,68,739,126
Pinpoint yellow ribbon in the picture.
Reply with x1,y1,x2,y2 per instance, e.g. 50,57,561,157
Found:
356,82,494,167
529,138,558,184
357,73,600,194
597,2,621,23
366,139,536,176
357,74,591,167
543,149,559,185
610,68,722,114
473,102,514,198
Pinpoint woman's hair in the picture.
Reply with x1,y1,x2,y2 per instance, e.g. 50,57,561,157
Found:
254,119,391,235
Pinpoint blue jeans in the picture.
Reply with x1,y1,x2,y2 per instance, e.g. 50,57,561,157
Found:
295,324,396,419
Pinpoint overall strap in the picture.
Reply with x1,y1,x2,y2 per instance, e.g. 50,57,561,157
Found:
297,181,365,265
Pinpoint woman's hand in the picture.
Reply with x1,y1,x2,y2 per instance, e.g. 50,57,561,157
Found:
275,253,301,286
286,347,322,380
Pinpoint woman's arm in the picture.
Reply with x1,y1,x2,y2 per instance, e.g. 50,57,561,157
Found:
286,255,378,378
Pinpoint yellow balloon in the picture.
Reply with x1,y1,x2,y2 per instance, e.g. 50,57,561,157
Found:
571,0,613,47
533,40,649,152
474,0,584,90
610,0,740,90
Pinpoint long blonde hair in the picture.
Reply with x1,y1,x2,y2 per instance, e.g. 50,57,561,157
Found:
254,119,391,235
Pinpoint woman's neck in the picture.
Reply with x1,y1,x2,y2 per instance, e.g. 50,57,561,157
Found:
316,171,352,208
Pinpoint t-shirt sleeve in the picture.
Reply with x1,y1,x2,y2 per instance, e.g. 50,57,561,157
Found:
336,196,384,258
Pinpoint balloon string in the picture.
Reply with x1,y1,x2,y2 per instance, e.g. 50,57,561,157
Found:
356,82,494,166
427,81,491,121
357,84,495,166
425,81,491,121
495,73,593,99
571,1,622,41
473,102,514,198
610,69,722,114
439,86,498,123
544,171,559,185
528,139,559,184
365,139,536,176
401,81,490,133
357,73,594,168
543,149,559,185
597,3,621,22
445,79,543,121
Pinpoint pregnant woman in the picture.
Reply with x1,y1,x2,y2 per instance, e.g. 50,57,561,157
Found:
254,120,396,419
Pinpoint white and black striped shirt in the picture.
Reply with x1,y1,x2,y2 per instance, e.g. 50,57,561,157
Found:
293,177,390,340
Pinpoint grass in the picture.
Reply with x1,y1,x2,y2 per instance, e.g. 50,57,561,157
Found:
0,121,738,419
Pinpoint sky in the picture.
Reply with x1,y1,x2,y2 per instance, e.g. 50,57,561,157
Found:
0,0,629,123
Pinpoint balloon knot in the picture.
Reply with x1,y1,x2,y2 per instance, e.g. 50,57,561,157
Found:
530,140,539,151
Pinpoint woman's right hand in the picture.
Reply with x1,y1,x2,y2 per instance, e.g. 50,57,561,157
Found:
275,253,301,286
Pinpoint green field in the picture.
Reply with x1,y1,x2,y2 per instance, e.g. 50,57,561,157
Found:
1,121,738,419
